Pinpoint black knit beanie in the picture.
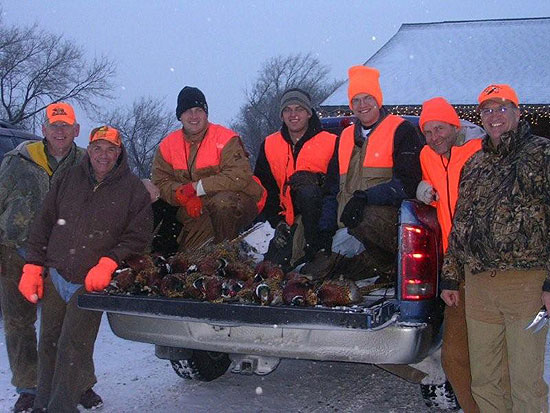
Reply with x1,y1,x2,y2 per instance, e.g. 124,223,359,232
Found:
176,86,208,119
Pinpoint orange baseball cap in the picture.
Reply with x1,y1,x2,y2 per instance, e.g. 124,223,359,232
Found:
46,102,76,125
478,84,519,107
347,65,383,108
89,125,122,147
419,97,460,133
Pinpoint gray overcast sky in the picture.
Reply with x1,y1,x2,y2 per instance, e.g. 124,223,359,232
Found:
3,1,550,146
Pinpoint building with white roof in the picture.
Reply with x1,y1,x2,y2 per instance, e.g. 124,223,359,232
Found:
321,17,550,136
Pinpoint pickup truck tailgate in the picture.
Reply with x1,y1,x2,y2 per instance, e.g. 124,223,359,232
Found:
79,294,437,364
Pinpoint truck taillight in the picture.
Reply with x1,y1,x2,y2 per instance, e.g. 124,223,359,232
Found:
400,225,437,300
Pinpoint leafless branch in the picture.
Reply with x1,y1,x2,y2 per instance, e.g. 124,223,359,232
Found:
231,52,343,166
96,96,179,178
0,21,115,130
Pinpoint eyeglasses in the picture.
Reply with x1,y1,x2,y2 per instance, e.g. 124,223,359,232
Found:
479,105,516,118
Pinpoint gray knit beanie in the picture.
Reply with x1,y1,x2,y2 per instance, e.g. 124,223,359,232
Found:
279,88,313,118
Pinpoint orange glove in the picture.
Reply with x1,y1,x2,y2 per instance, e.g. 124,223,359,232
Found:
85,257,118,292
185,196,203,218
19,264,44,303
174,183,196,206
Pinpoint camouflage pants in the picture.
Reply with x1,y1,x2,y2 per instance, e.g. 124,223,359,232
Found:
0,245,37,391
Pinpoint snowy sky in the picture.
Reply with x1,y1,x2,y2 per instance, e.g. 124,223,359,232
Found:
3,0,550,147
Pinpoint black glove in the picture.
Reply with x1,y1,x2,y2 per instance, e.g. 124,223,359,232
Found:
340,191,368,229
272,221,292,249
289,171,324,191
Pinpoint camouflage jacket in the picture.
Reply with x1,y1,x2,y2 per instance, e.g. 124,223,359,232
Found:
441,121,550,291
0,140,84,249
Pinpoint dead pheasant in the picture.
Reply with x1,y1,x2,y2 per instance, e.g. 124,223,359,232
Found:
197,257,228,276
169,254,190,273
194,274,224,302
282,275,318,306
316,276,362,307
123,253,163,293
225,261,255,282
112,268,136,292
255,277,284,306
221,278,245,299
159,273,187,298
254,260,284,282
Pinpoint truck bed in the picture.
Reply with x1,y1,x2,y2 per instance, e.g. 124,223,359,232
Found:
77,200,443,365
78,292,438,364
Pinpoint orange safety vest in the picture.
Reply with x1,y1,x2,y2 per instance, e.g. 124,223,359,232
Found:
336,115,405,224
159,123,267,211
338,114,404,190
159,123,235,171
264,130,337,225
420,138,482,252
338,114,404,174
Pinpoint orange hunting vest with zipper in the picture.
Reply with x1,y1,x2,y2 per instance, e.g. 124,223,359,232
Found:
264,130,336,225
420,138,482,252
337,115,405,221
159,124,267,212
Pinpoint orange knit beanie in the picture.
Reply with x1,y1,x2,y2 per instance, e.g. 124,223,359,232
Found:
347,65,383,109
419,97,460,133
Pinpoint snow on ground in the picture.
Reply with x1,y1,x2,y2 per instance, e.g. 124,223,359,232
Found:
0,314,444,412
1,311,549,412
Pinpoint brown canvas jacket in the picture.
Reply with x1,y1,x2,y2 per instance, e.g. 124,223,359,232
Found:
152,125,263,206
25,146,153,284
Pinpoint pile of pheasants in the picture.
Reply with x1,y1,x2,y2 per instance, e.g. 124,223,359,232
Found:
104,241,364,308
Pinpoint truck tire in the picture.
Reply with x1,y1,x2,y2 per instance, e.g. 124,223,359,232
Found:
419,381,460,410
170,350,231,382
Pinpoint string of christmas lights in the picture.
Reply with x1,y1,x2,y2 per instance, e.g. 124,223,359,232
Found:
319,104,550,138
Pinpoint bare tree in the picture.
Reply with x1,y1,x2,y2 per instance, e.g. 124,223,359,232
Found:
97,97,179,178
231,53,343,165
0,20,115,130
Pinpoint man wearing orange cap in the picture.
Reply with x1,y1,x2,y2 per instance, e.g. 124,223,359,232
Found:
0,102,89,412
417,97,482,412
441,84,550,412
336,65,423,275
20,125,152,412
